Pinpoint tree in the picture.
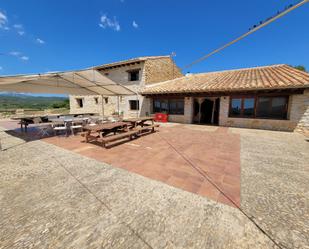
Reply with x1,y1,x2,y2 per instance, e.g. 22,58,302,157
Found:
293,65,306,72
51,99,69,109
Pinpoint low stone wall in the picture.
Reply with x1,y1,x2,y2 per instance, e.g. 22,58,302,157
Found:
168,115,185,123
219,90,309,133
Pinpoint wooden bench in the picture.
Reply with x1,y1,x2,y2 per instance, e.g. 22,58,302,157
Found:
136,124,160,133
99,130,139,148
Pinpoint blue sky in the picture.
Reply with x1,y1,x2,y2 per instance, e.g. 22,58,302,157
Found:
0,0,308,77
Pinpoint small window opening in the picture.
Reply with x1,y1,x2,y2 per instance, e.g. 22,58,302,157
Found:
76,98,84,108
129,100,139,110
128,70,140,81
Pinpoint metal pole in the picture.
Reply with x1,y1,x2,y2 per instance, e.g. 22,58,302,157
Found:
136,93,139,118
101,95,105,119
117,96,120,118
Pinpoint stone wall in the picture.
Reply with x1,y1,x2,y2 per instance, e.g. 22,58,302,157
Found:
144,57,183,85
219,90,309,133
69,95,117,116
184,97,193,124
293,89,309,134
70,62,145,118
70,57,182,118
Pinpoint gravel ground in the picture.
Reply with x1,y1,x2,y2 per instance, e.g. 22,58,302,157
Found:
231,128,309,249
0,127,276,249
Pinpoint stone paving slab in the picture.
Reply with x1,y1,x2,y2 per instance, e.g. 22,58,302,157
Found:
0,131,276,249
233,128,309,249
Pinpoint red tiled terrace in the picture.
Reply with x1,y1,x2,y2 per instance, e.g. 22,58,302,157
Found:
0,120,240,207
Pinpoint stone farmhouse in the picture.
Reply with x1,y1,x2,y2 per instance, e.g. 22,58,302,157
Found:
69,56,182,118
141,64,309,134
70,57,309,134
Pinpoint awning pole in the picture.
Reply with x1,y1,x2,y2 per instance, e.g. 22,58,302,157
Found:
136,93,139,118
101,95,105,119
117,96,120,118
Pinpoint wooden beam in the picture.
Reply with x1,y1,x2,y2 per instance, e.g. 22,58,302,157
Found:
142,88,306,97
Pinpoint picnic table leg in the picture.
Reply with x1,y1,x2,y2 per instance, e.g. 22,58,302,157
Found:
85,131,89,142
151,119,154,132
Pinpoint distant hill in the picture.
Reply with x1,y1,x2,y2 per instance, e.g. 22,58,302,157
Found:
0,93,69,110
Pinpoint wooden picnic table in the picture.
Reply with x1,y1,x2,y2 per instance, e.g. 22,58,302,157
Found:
83,122,128,142
123,117,154,128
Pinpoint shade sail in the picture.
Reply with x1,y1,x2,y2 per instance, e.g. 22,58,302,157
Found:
0,68,136,96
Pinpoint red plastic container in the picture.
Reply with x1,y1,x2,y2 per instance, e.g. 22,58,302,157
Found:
155,113,168,122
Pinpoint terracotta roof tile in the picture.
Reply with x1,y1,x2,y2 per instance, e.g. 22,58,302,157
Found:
141,64,309,95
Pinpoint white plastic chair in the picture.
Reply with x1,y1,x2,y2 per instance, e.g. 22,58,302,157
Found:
52,121,67,136
70,120,83,135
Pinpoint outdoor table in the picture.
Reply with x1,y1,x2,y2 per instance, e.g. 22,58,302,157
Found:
11,115,49,132
123,117,155,128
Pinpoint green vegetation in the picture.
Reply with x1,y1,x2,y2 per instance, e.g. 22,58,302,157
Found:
0,94,69,111
293,65,306,72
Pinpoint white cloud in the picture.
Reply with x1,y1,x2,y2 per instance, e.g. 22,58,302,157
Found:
9,51,21,56
9,51,29,61
0,11,9,30
99,14,120,31
132,20,138,29
13,24,23,29
36,38,45,44
17,30,25,36
13,23,25,35
20,56,29,61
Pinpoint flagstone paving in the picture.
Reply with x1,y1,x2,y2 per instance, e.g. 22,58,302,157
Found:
0,129,275,249
1,122,309,248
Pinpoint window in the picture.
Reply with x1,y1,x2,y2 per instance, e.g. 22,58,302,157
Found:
169,99,185,114
129,100,139,110
153,98,184,115
94,97,99,104
128,70,140,81
229,97,255,118
256,96,288,119
76,98,84,108
230,98,242,116
229,95,288,119
104,97,108,104
243,98,255,117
